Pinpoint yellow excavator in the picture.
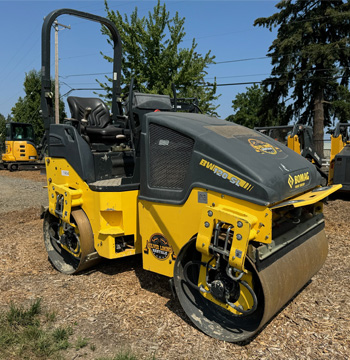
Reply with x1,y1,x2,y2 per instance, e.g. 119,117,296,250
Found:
40,9,341,342
1,122,44,171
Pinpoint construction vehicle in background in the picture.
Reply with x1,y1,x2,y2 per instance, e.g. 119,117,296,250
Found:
255,124,327,180
40,9,341,343
328,122,350,191
0,122,44,171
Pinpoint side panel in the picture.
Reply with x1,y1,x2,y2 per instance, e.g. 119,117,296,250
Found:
2,141,15,162
328,134,345,185
45,157,140,259
2,140,38,162
332,146,350,190
49,124,95,183
287,135,301,154
139,188,271,278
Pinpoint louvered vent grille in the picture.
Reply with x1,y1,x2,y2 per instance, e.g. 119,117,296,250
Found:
149,124,194,189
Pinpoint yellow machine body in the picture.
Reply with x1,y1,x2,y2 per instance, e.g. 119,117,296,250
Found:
46,158,140,260
45,156,340,330
328,131,348,185
140,188,272,278
287,134,301,155
2,139,38,163
46,157,271,272
1,122,41,171
45,156,339,278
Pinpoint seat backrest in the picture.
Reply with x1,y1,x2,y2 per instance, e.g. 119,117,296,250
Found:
132,92,172,112
67,97,111,128
130,92,172,130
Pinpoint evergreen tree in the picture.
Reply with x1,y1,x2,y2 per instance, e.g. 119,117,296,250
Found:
331,85,350,123
226,84,287,128
100,0,218,114
254,0,350,156
11,70,66,144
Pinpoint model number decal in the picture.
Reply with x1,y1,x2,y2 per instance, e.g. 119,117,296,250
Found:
213,167,239,185
199,159,253,191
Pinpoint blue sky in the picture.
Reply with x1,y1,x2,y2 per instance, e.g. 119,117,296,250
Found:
0,0,279,120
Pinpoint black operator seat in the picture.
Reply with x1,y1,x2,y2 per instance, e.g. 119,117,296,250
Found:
67,96,124,143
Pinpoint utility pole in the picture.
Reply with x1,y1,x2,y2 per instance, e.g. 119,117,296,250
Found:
54,20,70,124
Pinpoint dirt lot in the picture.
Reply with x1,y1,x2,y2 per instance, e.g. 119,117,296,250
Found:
0,170,349,359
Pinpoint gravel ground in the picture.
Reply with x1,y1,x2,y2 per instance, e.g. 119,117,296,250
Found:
0,171,349,360
0,170,47,213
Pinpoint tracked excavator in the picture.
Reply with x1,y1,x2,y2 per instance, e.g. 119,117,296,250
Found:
41,9,341,343
1,122,44,171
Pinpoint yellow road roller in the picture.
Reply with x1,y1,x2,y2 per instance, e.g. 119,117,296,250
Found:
41,9,341,342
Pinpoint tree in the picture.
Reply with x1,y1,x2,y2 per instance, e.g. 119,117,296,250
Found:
11,70,66,144
254,0,350,156
100,0,218,114
226,84,287,128
331,85,350,124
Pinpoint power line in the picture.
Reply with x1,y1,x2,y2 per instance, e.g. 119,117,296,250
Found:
61,82,101,86
0,24,40,84
205,66,350,81
61,88,101,98
214,56,268,64
58,55,270,78
59,58,269,78
59,72,110,78
212,45,349,66
209,81,263,87
205,73,269,80
206,75,344,87
60,52,110,60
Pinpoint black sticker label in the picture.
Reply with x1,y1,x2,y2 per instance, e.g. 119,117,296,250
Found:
145,233,175,261
198,191,208,204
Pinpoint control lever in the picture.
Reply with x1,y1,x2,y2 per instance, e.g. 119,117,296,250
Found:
81,107,91,124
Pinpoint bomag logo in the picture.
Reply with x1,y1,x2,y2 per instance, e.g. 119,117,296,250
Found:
295,172,310,184
248,138,282,155
288,172,310,189
288,175,294,188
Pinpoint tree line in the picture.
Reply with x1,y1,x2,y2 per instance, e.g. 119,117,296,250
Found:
1,0,349,157
227,0,350,156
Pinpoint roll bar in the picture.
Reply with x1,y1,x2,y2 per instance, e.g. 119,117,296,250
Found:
41,9,122,132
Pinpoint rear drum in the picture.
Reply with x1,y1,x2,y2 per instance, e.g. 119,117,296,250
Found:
43,209,100,274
